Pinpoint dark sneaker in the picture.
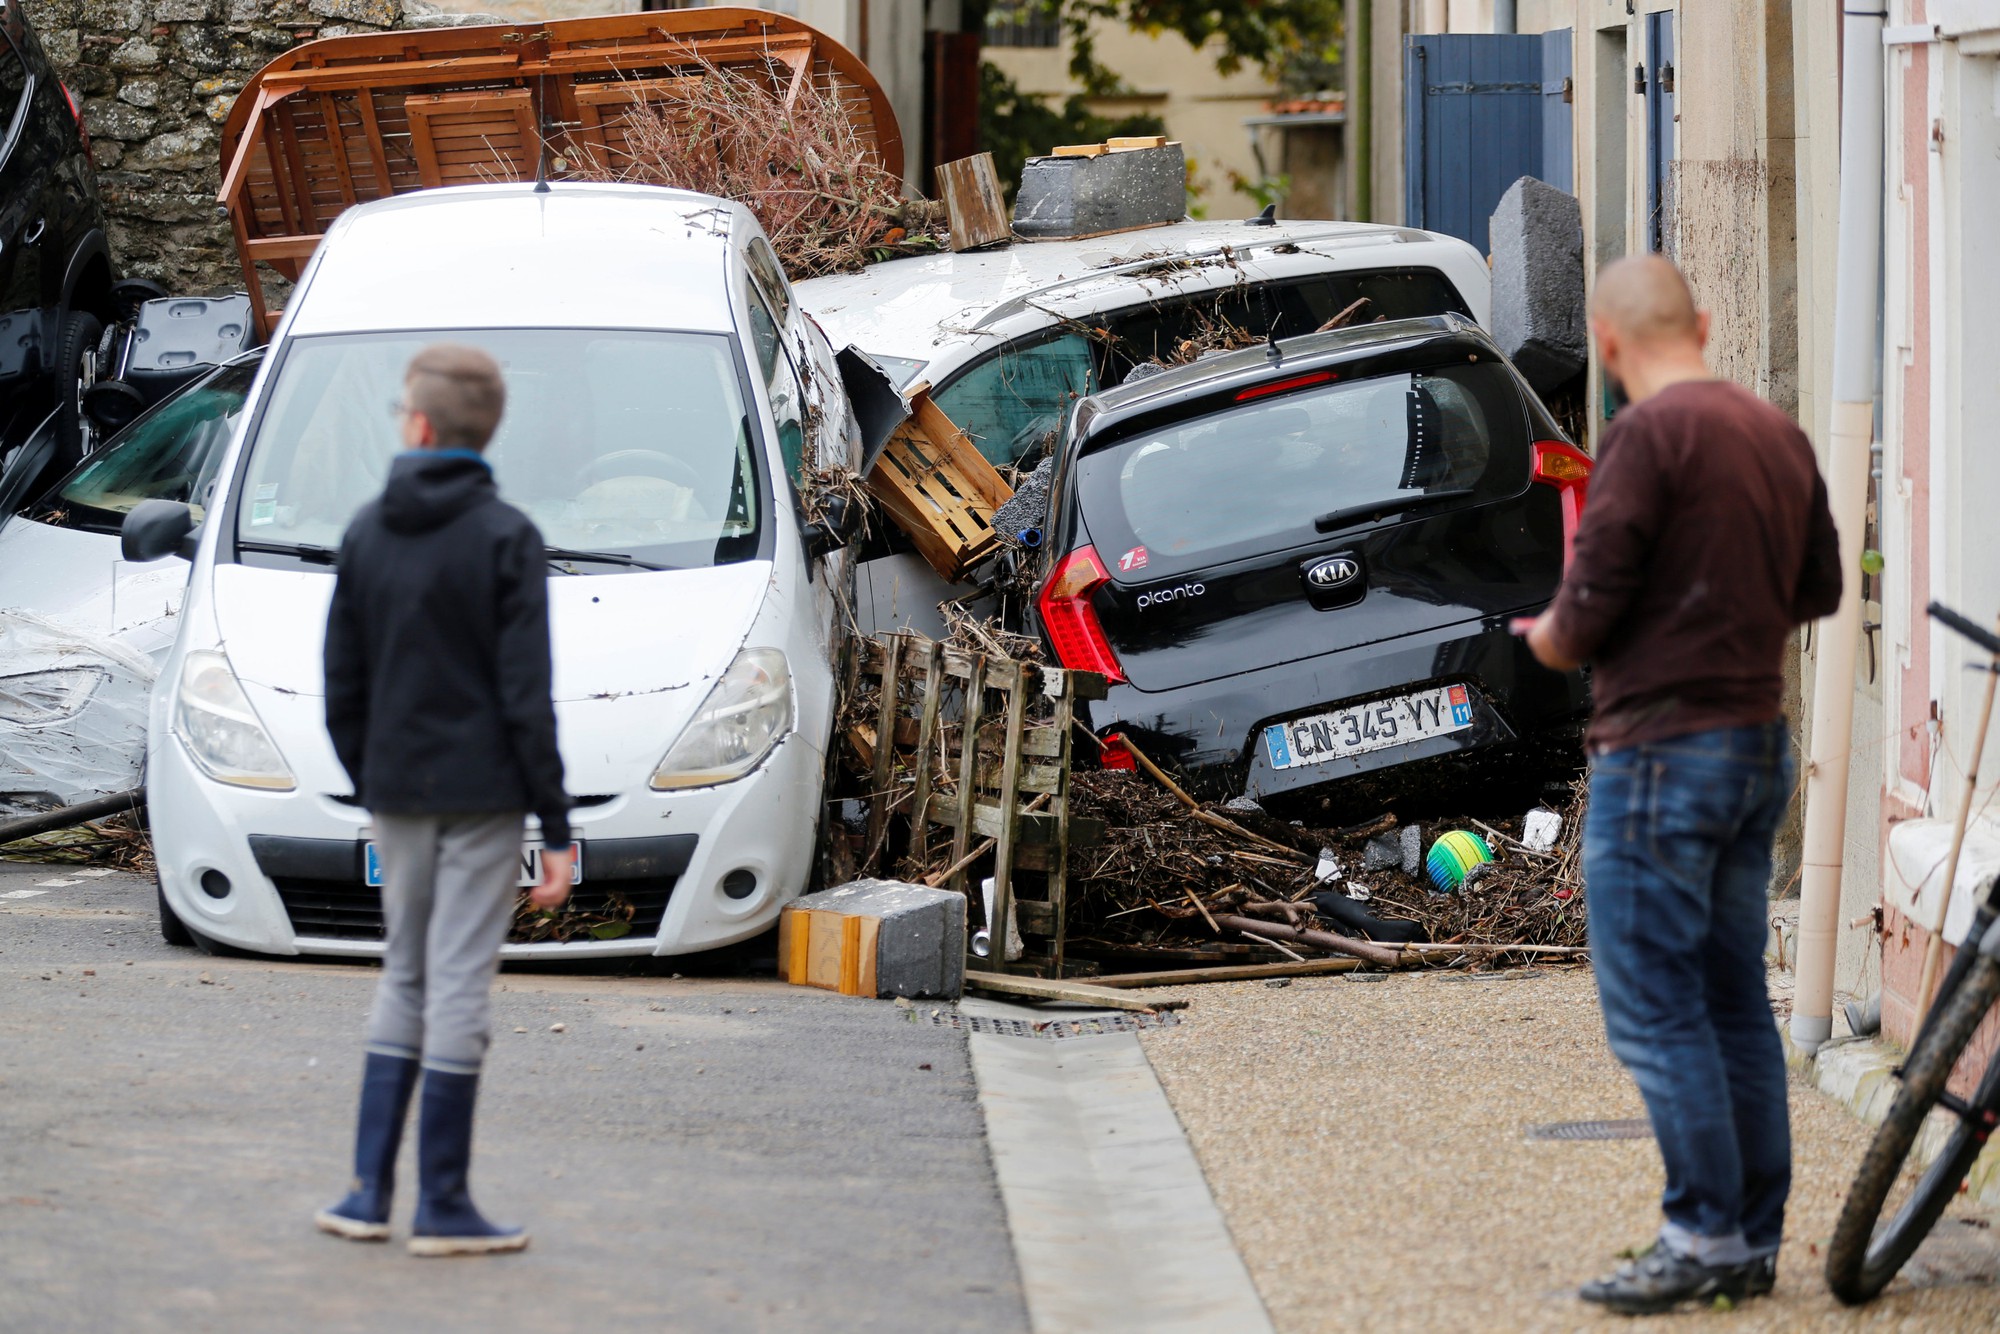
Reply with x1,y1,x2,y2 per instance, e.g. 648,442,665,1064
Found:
1578,1243,1752,1315
1744,1254,1777,1298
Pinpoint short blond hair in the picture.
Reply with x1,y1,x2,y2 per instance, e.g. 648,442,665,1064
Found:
406,343,506,449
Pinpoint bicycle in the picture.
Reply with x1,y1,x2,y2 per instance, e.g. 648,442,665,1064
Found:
1824,600,2000,1305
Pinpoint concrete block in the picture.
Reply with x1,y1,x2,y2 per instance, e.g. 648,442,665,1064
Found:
1013,143,1186,241
1489,175,1586,395
779,879,966,999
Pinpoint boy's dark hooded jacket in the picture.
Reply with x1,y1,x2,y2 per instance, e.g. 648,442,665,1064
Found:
323,451,570,848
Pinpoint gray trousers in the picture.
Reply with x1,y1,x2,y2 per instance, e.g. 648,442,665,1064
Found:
365,811,523,1075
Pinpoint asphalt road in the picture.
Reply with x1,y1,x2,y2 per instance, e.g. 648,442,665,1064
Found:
0,861,1027,1333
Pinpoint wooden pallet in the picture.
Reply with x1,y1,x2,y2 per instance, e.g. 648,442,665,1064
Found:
216,8,902,339
847,633,1106,978
865,389,1012,582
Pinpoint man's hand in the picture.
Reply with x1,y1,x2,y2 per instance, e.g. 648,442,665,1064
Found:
1520,613,1583,672
530,846,575,910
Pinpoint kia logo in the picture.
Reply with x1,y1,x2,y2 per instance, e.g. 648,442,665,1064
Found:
1304,555,1360,589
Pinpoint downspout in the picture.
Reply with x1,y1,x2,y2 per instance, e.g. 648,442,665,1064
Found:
1792,5,1885,1054
1351,0,1372,221
1494,0,1516,35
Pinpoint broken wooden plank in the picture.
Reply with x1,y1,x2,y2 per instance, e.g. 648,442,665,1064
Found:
1088,958,1361,988
1052,143,1108,157
936,151,1010,252
965,970,1187,1012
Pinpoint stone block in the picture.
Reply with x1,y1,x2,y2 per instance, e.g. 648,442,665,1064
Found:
128,125,213,170
153,0,217,18
83,100,159,142
204,94,234,123
307,0,399,24
117,78,163,108
173,23,233,70
1014,143,1187,241
779,879,967,1000
109,37,162,70
1488,175,1587,395
80,0,148,29
192,75,244,96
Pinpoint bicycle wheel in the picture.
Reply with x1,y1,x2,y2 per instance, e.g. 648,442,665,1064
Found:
1825,952,2000,1305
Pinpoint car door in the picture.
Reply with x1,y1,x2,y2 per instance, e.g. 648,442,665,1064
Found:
0,24,45,387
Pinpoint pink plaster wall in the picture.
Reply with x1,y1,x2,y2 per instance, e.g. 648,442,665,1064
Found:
1896,28,1934,792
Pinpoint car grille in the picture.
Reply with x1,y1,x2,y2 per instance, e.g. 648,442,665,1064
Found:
268,876,679,943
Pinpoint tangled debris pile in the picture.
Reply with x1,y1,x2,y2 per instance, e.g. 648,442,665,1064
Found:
0,814,154,875
602,55,946,278
1062,765,1588,971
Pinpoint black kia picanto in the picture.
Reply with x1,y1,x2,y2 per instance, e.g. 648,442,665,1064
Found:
1031,314,1593,811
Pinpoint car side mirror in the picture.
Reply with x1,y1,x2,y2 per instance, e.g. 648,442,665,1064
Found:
803,492,861,561
121,498,200,562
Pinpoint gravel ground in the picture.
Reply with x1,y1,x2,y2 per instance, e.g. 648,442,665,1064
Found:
1139,966,2000,1331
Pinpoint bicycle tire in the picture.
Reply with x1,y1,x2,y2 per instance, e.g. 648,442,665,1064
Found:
1825,952,2000,1304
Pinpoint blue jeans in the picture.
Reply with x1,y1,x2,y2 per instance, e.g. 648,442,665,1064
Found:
1583,722,1794,1265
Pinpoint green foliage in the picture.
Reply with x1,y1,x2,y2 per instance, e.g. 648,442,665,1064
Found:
1056,0,1344,90
976,62,1168,202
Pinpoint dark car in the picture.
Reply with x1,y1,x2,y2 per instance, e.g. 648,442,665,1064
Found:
1031,314,1593,814
0,0,113,464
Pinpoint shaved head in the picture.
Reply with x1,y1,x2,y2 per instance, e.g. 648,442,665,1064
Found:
1590,254,1701,347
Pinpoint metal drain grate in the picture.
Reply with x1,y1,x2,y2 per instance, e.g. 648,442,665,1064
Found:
1525,1118,1654,1142
930,1011,1182,1039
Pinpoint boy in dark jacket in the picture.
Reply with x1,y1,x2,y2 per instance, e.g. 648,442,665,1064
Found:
315,343,572,1256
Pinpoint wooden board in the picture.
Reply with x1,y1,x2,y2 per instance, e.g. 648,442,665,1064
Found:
778,906,880,997
936,151,1009,252
406,89,538,187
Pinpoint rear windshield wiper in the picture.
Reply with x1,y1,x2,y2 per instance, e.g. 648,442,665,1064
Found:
1314,487,1476,534
544,545,671,572
239,539,338,565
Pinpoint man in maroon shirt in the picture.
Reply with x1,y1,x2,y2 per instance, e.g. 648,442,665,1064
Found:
1526,255,1841,1314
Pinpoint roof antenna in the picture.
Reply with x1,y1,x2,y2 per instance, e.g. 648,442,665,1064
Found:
1260,282,1282,361
533,72,551,194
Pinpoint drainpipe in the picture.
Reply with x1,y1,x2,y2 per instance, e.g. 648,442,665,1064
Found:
1351,0,1372,221
1793,5,1885,1054
1494,0,1516,35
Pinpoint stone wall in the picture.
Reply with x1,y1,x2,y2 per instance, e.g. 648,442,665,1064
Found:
20,0,476,295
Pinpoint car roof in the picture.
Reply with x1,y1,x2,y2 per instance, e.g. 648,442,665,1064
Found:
284,184,749,338
1071,313,1497,442
794,218,1486,365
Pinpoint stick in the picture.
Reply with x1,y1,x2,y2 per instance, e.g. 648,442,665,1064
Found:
1215,913,1403,967
1467,817,1559,860
1915,620,2000,1024
1394,942,1589,958
964,970,1186,1012
1114,735,1308,860
1246,930,1307,962
1088,958,1361,987
1184,887,1220,934
921,792,1051,888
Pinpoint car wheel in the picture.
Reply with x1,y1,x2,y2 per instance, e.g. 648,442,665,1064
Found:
54,309,105,467
156,881,196,947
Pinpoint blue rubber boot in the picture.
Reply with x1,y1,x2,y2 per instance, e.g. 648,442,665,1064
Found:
315,1051,419,1241
409,1069,527,1256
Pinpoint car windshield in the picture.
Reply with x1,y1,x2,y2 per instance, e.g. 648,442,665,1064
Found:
1074,361,1530,582
233,329,762,570
33,360,258,532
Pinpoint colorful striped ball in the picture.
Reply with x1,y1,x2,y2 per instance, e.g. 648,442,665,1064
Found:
1425,830,1493,893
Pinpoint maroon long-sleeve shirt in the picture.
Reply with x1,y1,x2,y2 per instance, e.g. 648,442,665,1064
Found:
1542,378,1843,752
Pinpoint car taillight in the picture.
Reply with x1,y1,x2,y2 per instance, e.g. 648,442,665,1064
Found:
1234,369,1335,402
1531,440,1592,568
1037,544,1125,684
1098,734,1138,771
59,82,91,155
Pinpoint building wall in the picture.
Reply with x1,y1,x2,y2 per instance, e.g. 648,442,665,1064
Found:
983,20,1278,220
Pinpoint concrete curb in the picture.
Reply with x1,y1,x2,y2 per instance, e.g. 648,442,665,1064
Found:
1791,1034,2000,1206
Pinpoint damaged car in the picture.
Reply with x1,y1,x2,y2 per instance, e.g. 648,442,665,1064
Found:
121,183,868,960
1029,315,1592,812
0,354,257,813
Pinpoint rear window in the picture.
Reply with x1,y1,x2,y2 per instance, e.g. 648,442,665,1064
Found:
1074,361,1530,582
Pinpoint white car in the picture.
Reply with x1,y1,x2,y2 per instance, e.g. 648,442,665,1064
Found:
0,357,257,812
794,217,1491,635
124,184,865,959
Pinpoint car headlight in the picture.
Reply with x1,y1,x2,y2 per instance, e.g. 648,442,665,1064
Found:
0,668,110,726
649,648,793,790
175,648,295,790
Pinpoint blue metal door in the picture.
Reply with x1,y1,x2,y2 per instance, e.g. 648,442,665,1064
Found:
1403,31,1574,255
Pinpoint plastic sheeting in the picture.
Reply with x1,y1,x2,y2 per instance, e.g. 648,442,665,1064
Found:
0,608,160,808
1885,815,2000,948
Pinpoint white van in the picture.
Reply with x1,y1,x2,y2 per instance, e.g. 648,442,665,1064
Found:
124,184,865,959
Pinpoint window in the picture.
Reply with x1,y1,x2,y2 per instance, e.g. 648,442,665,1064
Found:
932,332,1097,467
235,329,762,570
746,284,807,484
984,0,1061,48
1074,362,1530,582
36,360,258,532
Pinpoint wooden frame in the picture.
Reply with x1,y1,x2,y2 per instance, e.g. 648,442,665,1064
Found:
216,8,903,340
865,389,1013,581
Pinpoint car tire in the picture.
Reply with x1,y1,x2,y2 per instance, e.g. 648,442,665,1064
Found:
54,309,105,467
156,881,196,948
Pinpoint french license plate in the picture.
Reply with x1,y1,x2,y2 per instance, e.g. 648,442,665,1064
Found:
363,841,583,889
1263,685,1473,771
